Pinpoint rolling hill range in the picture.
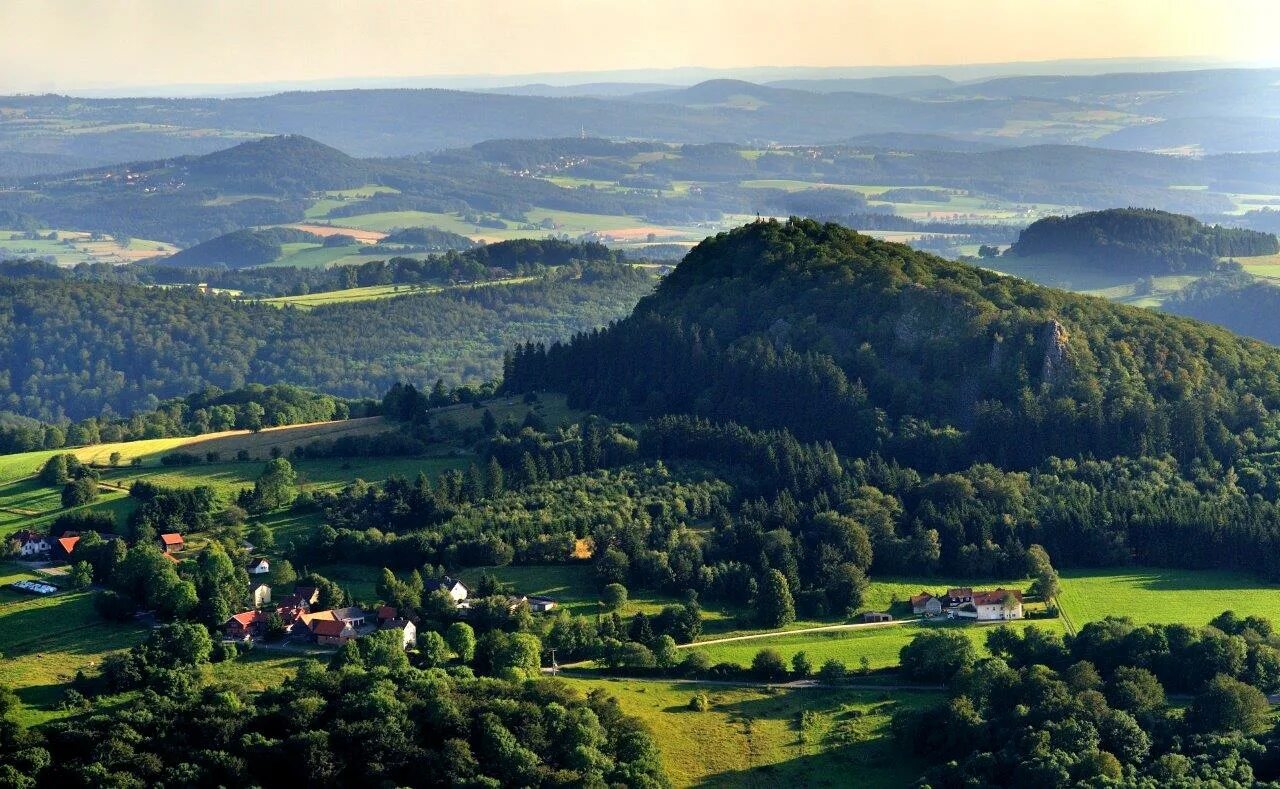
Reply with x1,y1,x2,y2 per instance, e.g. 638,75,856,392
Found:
0,66,1278,177
6,133,1280,253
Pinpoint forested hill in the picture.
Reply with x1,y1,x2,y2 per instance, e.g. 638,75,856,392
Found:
0,264,653,421
1165,272,1280,345
509,218,1280,471
1004,208,1278,274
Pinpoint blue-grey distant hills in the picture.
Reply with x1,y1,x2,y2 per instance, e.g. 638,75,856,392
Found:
1,66,1278,176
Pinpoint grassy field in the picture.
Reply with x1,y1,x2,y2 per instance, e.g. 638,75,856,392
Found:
563,677,937,788
0,562,147,727
267,243,363,269
985,253,1206,307
209,649,325,692
1238,253,1280,283
1057,567,1280,630
0,418,402,490
691,617,1064,671
254,276,540,309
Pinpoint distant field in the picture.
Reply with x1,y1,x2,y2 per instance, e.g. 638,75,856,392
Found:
1237,253,1280,282
0,228,178,266
985,253,1205,307
1057,567,1280,630
255,276,540,309
306,208,728,247
266,243,362,269
563,677,937,788
0,417,391,476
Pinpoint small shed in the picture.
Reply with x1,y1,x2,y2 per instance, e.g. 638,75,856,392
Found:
862,611,893,623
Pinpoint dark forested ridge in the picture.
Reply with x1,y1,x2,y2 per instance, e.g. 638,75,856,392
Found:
1005,208,1278,274
509,218,1280,473
0,263,654,421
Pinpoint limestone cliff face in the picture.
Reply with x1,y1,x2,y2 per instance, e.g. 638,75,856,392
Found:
1040,319,1071,384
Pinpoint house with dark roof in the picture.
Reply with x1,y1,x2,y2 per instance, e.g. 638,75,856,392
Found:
246,557,270,575
526,595,557,613
944,588,974,607
428,576,469,602
379,618,417,648
12,530,50,558
910,592,943,616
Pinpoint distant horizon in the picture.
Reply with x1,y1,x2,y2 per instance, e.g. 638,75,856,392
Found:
23,55,1270,100
3,0,1278,96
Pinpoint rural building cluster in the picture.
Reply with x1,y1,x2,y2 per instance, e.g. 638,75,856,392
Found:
910,587,1024,621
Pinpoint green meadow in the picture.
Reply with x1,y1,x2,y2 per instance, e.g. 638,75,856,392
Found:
561,677,938,788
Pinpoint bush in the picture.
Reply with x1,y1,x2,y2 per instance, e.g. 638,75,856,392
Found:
791,651,813,678
751,648,788,681
602,582,628,611
818,659,846,683
61,477,99,508
899,630,976,683
160,452,202,466
680,650,711,676
212,641,240,663
689,692,710,712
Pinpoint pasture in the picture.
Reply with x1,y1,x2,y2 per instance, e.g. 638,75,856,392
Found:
0,563,147,727
1056,567,1280,630
562,677,937,788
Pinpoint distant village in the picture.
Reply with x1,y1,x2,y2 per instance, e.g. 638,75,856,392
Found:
9,527,559,651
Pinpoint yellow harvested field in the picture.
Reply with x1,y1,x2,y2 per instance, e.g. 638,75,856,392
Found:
0,418,395,485
282,224,387,243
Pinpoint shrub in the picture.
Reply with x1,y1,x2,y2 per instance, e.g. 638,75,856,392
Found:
689,692,710,712
751,648,788,681
818,659,846,683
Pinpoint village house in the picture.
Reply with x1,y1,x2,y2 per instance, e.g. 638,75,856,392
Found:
296,606,372,644
379,617,417,649
53,535,79,562
246,557,270,575
157,533,184,554
954,589,1024,621
310,618,357,646
250,582,271,608
12,530,50,558
944,588,974,607
910,592,944,616
224,610,267,641
429,576,469,603
526,595,557,613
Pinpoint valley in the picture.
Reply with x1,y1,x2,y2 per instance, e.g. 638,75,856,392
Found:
4,9,1280,785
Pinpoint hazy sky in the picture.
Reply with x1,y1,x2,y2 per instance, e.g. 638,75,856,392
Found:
2,0,1278,93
